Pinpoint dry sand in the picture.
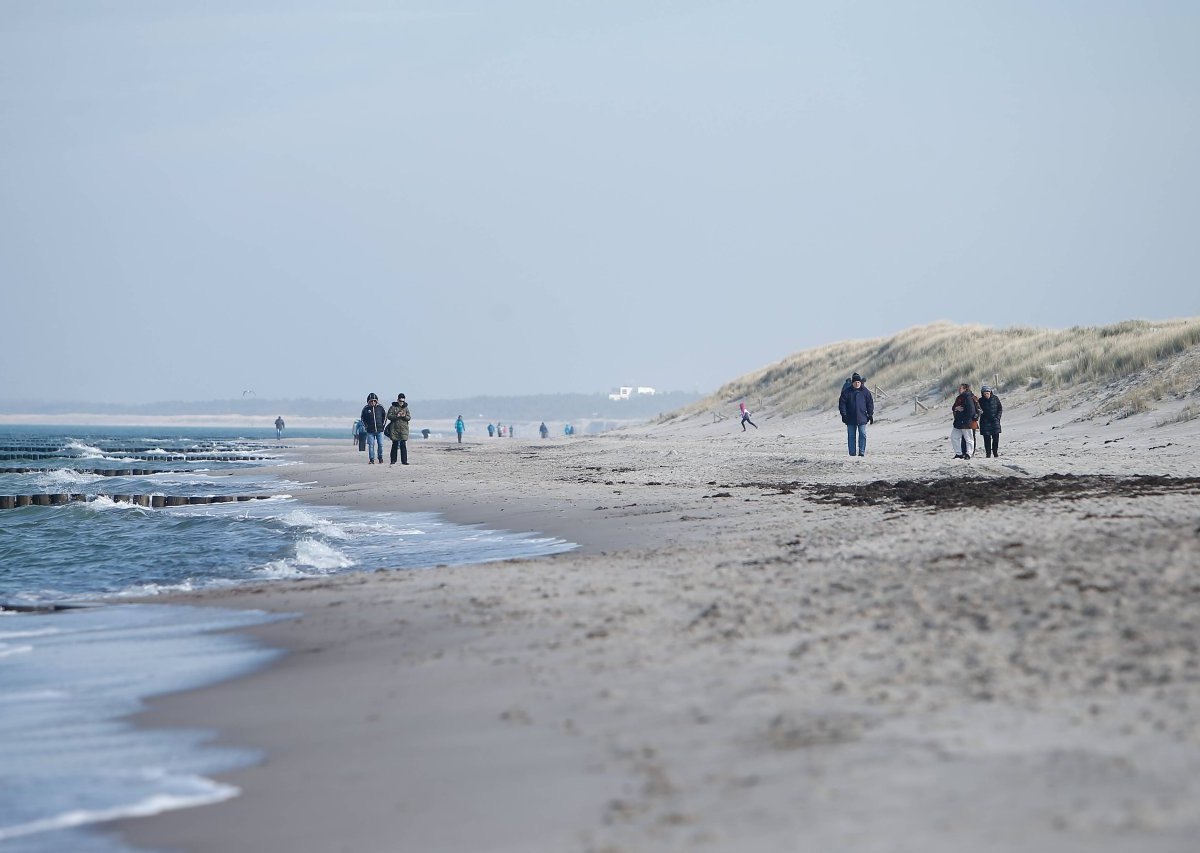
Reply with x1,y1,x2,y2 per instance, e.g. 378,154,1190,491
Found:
112,399,1200,852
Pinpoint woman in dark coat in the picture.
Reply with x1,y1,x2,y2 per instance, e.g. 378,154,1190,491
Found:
978,385,1003,458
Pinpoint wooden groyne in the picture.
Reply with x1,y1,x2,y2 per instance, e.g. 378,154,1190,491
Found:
0,494,275,509
0,452,270,462
0,444,286,454
0,467,171,476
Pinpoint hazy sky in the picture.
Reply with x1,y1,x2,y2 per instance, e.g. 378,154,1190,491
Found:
2,1,1197,403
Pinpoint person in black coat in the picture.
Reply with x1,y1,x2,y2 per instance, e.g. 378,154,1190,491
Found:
950,383,980,459
978,385,1003,458
360,393,387,464
838,372,875,457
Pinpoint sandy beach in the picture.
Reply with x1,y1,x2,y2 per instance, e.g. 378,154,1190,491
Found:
112,397,1200,852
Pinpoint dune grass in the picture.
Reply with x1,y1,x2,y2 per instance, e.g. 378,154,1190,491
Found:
668,318,1200,420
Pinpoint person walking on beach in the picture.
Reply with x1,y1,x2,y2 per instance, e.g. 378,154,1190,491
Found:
838,372,874,457
274,416,285,439
454,415,465,444
978,385,1003,458
951,383,980,459
487,423,495,438
539,421,549,439
739,401,758,431
386,394,411,465
361,393,387,464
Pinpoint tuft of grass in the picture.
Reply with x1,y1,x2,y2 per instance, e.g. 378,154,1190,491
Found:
1156,403,1200,427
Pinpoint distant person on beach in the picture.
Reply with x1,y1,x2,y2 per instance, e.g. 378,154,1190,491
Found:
487,423,495,437
274,416,285,439
951,383,980,459
353,418,366,451
978,385,1003,458
738,401,757,431
455,415,465,444
838,372,874,457
539,422,549,439
386,393,411,465
361,393,387,464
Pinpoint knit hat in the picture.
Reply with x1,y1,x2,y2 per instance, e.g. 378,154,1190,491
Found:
851,373,862,382
981,385,991,393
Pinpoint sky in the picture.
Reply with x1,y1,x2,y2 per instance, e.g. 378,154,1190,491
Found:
2,1,1198,404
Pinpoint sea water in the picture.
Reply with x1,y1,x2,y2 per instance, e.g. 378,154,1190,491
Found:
0,427,575,852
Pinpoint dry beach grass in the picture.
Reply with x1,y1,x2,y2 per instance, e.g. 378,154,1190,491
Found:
113,375,1200,853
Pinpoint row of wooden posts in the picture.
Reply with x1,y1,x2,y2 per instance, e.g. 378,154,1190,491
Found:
0,452,269,462
0,494,274,509
0,445,285,454
0,467,170,476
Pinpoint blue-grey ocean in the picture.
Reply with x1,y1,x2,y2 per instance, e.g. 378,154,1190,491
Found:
0,426,574,852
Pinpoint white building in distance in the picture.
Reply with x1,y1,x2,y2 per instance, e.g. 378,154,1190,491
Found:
608,386,657,401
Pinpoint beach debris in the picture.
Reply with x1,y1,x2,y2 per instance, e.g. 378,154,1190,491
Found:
803,474,1200,512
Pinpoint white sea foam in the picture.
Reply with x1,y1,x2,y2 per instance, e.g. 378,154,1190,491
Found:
36,468,102,488
0,644,34,658
83,497,148,513
115,580,199,597
0,782,239,842
63,441,105,458
278,509,351,540
256,539,354,578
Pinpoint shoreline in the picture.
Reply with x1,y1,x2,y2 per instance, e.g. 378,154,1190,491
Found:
112,408,1200,852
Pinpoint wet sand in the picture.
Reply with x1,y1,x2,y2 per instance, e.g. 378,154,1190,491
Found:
114,400,1200,852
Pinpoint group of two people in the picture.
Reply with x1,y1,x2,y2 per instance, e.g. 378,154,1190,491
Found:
838,373,1004,459
951,383,1003,459
360,392,411,465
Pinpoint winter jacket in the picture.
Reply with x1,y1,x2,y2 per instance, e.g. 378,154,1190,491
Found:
977,394,1003,435
951,393,979,430
387,401,411,441
455,417,465,434
838,384,874,426
361,402,387,434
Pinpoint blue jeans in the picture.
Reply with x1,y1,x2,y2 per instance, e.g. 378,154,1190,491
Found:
846,423,867,456
366,431,383,462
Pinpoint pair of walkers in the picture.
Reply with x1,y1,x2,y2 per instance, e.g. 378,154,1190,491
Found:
951,384,1003,459
360,392,412,465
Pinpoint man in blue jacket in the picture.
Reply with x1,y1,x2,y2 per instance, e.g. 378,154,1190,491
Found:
838,372,874,457
361,393,387,464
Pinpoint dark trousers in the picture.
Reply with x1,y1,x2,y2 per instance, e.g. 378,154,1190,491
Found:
390,439,408,465
982,433,999,456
